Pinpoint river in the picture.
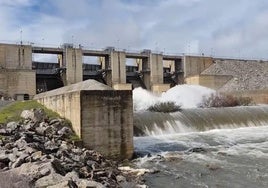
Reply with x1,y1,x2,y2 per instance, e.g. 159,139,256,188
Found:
132,86,268,188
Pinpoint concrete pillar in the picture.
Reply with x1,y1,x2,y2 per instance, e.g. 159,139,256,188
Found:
141,50,151,90
174,59,184,84
183,55,213,78
141,50,170,93
63,47,83,85
0,44,35,98
104,48,131,90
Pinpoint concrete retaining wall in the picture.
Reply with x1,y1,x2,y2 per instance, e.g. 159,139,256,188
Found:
34,80,133,160
228,90,268,104
0,69,36,98
184,56,213,78
185,75,233,90
0,44,35,98
81,90,133,159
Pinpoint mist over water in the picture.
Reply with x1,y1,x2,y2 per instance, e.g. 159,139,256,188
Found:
133,85,215,111
132,85,268,188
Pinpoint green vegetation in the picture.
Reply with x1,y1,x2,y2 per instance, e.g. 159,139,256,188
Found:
68,134,82,142
0,100,60,124
148,101,181,113
199,93,254,108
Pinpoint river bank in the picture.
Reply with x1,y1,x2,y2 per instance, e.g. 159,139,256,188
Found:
0,108,148,188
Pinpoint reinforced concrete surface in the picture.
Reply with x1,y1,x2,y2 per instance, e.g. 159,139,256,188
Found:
34,79,133,160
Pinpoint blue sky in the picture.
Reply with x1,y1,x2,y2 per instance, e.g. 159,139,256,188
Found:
1,0,268,59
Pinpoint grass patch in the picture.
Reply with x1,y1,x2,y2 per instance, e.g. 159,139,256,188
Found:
0,100,60,124
68,134,82,142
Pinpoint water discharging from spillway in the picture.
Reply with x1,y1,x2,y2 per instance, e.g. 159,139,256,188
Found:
132,86,268,188
134,106,268,136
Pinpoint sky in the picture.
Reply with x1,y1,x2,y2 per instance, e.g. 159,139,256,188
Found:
1,0,268,59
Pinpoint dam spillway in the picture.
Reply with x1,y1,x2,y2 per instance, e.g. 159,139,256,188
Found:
133,105,268,136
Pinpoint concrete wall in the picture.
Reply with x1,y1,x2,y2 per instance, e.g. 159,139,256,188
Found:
185,75,233,90
34,82,133,160
227,90,268,104
81,90,133,159
36,91,82,136
184,56,213,77
0,44,35,98
0,44,32,69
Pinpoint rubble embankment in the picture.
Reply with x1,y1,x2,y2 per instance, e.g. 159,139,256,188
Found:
0,108,149,188
202,59,268,92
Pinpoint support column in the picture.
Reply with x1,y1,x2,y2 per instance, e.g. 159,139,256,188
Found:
150,53,170,93
174,59,184,84
104,48,131,90
141,50,170,93
141,50,151,90
63,47,83,85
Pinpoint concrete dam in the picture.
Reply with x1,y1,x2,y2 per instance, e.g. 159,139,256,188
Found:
2,42,268,159
1,42,268,102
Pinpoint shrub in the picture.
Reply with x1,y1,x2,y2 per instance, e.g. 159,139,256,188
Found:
199,93,254,108
148,101,181,113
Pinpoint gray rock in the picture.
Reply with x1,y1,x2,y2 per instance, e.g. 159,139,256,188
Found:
7,153,17,163
25,146,37,154
76,179,104,188
22,123,34,130
59,141,70,151
58,127,73,137
0,171,32,188
6,121,19,132
64,171,80,182
44,141,59,152
49,118,66,130
11,153,29,168
21,108,46,123
116,175,126,183
0,128,7,134
70,153,81,162
35,126,46,135
39,121,48,127
4,142,13,149
51,159,67,176
31,151,43,161
14,138,27,150
34,173,64,187
79,166,91,178
0,154,9,163
47,180,77,188
44,126,56,137
40,167,51,176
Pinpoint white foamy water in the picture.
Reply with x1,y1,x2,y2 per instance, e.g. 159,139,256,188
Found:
133,125,268,188
133,84,215,111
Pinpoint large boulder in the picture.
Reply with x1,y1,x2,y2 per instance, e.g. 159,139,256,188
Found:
20,108,47,123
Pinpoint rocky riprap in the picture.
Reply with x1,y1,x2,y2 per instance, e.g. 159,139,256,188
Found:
0,108,147,188
201,59,268,92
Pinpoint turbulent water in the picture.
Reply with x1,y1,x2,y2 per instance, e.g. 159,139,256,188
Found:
132,86,268,188
133,85,215,111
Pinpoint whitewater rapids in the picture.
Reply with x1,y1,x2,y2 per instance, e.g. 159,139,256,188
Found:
132,85,268,188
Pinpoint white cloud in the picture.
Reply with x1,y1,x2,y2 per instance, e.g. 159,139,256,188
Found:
1,0,268,59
